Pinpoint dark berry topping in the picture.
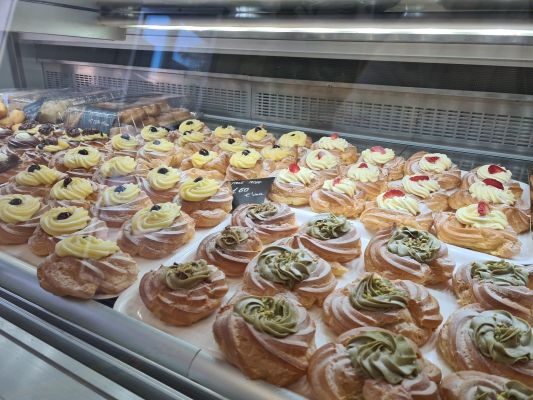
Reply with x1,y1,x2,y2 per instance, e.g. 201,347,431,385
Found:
38,124,54,135
82,128,101,136
8,198,22,206
114,185,126,193
242,150,251,156
28,164,41,173
37,144,45,149
290,133,296,136
227,138,235,144
120,134,130,140
157,167,169,174
221,124,228,128
194,177,203,182
45,137,58,145
153,140,161,145
162,127,170,132
273,144,280,148
66,128,81,137
150,126,158,132
186,120,194,125
63,177,72,187
56,212,72,220
254,126,262,132
78,149,89,155
150,204,162,211
199,149,209,156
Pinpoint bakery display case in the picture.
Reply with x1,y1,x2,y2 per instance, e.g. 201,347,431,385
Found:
0,1,532,400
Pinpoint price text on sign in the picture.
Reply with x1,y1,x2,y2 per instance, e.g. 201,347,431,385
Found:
230,177,275,209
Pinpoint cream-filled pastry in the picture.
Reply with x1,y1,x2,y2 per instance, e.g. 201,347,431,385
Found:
180,148,228,180
0,194,48,244
359,145,405,180
106,133,142,158
141,125,170,141
47,176,99,209
51,146,102,179
404,151,461,190
244,125,275,150
301,149,340,179
1,164,65,198
260,144,297,173
138,138,178,168
310,177,365,218
393,174,449,212
269,163,322,206
226,148,266,181
311,133,357,165
214,137,248,154
140,164,182,203
277,130,312,148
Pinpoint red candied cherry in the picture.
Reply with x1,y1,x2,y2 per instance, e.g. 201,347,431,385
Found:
483,178,504,190
331,133,339,139
488,164,506,174
384,189,405,199
333,177,341,185
409,175,430,182
288,163,300,173
358,162,368,168
425,156,440,163
371,146,386,154
477,201,490,216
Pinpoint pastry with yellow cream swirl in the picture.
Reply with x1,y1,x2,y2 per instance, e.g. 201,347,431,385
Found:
37,236,138,299
242,245,336,308
47,176,99,210
310,177,366,218
323,273,442,345
364,226,454,285
311,134,358,165
139,164,182,204
404,151,461,190
343,161,388,200
389,174,449,212
359,146,406,180
213,293,315,387
225,148,267,181
175,177,233,228
0,194,48,244
307,327,441,400
27,137,70,165
62,128,109,148
207,124,242,144
300,149,340,179
105,133,142,158
0,164,65,198
244,126,275,150
269,164,323,206
92,183,153,228
51,146,102,179
196,226,263,276
460,164,523,200
176,130,211,157
140,259,228,326
180,148,229,181
117,202,195,259
140,125,170,141
260,144,298,173
138,138,179,168
0,152,24,185
213,137,249,154
28,206,108,256
178,119,210,135
438,305,533,386
276,130,312,149
453,260,533,323
94,156,143,186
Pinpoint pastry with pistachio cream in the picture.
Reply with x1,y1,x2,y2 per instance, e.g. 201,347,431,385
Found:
269,163,322,206
105,133,142,158
0,164,65,198
260,144,298,173
433,202,521,258
300,149,340,179
140,125,170,141
92,183,152,228
404,151,461,190
196,226,263,276
138,138,178,168
140,164,182,203
0,194,48,244
244,125,275,150
323,273,442,345
28,206,108,256
0,152,23,184
391,174,449,212
311,133,358,165
360,189,433,234
47,176,99,210
178,118,210,134
231,202,298,244
94,156,142,186
208,124,242,144
37,235,138,299
453,260,533,323
310,177,366,218
308,327,441,400
213,293,315,386
461,163,523,200
243,244,336,308
180,148,229,181
359,145,405,180
117,202,195,259
439,306,533,386
276,130,312,148
225,148,267,181
344,161,388,200
50,145,102,179
140,259,228,326
365,226,454,285
175,177,232,228
27,137,70,165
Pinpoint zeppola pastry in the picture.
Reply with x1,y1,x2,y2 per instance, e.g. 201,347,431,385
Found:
208,124,242,144
269,164,322,206
178,118,210,135
140,259,228,326
105,133,142,158
311,134,358,165
438,305,533,386
360,189,434,233
359,146,405,180
140,164,181,203
310,177,365,218
323,273,442,345
260,144,297,173
28,137,70,165
300,149,340,179
244,126,275,150
0,153,23,184
51,146,102,179
404,151,461,190
62,128,109,147
140,125,170,141
242,244,336,308
461,163,523,200
365,226,454,285
180,148,229,180
276,130,312,149
47,176,99,209
433,202,521,258
37,236,138,299
117,202,195,259
93,156,143,186
307,327,441,400
231,202,298,244
196,226,262,276
0,194,48,244
213,137,248,154
138,138,178,168
225,148,267,181
0,164,65,198
4,131,41,155
392,174,449,212
213,293,315,386
176,130,210,157
453,259,533,322
344,161,388,200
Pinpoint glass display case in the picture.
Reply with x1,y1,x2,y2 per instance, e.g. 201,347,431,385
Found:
0,1,532,400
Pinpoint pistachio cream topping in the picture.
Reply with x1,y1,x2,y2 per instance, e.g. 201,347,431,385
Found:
215,226,249,248
346,162,381,183
55,235,119,260
142,138,175,153
305,149,338,170
191,149,218,168
471,260,528,287
213,124,236,138
456,203,508,230
387,227,441,263
100,156,137,178
163,259,211,290
12,131,34,142
418,153,452,173
322,178,357,197
234,296,298,338
179,177,220,201
306,214,351,240
473,380,533,400
246,202,278,220
179,119,204,133
345,330,420,384
40,139,69,153
131,202,181,234
361,147,395,165
229,149,262,169
63,146,101,169
402,175,440,199
40,206,90,237
146,165,181,191
100,183,141,206
278,131,308,147
15,164,62,186
315,135,349,151
349,273,408,312
257,245,316,289
469,180,515,205
141,125,169,141
245,126,268,142
111,133,139,150
218,137,247,153
476,164,512,184
261,145,290,161
276,166,316,185
50,177,94,200
376,191,420,215
0,194,41,223
470,310,533,365
178,130,205,146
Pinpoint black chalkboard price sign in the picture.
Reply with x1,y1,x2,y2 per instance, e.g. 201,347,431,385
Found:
231,177,275,209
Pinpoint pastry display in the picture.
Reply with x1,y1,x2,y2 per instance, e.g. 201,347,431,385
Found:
307,327,441,400
28,206,108,256
213,137,248,154
213,293,315,386
0,194,48,244
438,305,533,386
196,226,263,276
242,244,336,308
93,156,143,186
433,202,521,258
178,119,210,135
225,149,266,181
140,164,182,203
392,174,449,212
92,183,152,228
47,176,99,209
310,177,365,218
404,151,461,190
50,146,102,179
4,131,41,155
208,124,242,144
260,144,297,173
0,153,23,184
138,138,178,168
365,226,454,285
277,130,312,149
176,177,233,228
117,202,195,259
300,149,340,179
359,146,405,180
311,134,358,165
105,132,142,158
37,236,138,299
344,161,388,200
180,148,229,180
0,164,65,198
244,126,275,150
323,273,442,345
461,163,523,200
360,189,434,233
140,125,170,141
453,259,533,322
269,164,322,206
231,202,298,244
140,259,228,326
